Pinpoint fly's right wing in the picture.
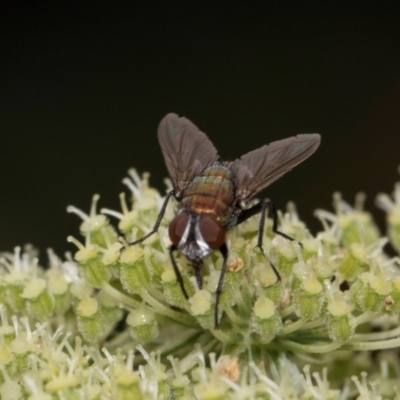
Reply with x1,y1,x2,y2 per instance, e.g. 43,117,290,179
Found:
228,133,321,204
157,113,220,197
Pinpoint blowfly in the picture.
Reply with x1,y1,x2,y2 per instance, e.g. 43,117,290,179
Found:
130,113,321,328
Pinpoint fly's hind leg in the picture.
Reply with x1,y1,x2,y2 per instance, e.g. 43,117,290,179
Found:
237,199,296,280
237,199,295,245
260,200,295,243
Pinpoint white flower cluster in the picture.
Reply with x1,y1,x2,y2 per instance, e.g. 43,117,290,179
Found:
1,168,400,397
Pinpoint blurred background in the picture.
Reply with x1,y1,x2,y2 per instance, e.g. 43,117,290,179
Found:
1,2,400,258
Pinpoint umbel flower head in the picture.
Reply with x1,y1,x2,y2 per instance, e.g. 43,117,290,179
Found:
1,168,400,398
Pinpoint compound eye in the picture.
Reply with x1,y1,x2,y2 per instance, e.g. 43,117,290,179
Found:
168,213,189,246
199,215,226,249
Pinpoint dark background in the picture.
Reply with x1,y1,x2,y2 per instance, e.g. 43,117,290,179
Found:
1,3,400,259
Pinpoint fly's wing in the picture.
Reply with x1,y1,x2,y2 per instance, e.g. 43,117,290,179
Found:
228,134,321,204
158,113,220,196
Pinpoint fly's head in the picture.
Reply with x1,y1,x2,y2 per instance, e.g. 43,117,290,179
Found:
168,212,226,261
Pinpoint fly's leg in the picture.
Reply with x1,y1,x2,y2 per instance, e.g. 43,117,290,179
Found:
237,199,295,280
237,199,295,243
214,243,228,329
169,244,189,300
129,190,175,245
259,200,295,243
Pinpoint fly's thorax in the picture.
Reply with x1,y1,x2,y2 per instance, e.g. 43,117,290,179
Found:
168,212,226,260
201,165,232,180
181,166,235,224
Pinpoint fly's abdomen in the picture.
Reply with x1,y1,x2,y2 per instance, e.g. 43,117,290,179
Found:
181,166,235,222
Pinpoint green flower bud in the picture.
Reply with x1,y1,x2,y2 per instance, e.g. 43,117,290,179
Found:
189,290,213,329
293,278,324,320
97,289,123,326
216,259,245,309
338,243,369,281
113,366,142,400
300,239,318,261
81,215,118,248
70,281,93,306
127,309,159,344
320,233,340,255
120,247,152,294
274,241,298,279
252,263,279,288
0,343,13,374
4,273,27,312
157,378,171,399
162,266,193,308
193,381,229,400
10,338,31,375
170,375,191,400
311,256,334,281
253,297,282,342
74,246,111,288
262,283,283,304
76,298,102,343
325,293,355,341
46,376,79,395
146,251,166,282
254,297,275,321
189,290,212,316
68,195,118,248
339,211,379,247
326,314,356,342
252,263,283,304
21,279,54,320
355,272,391,313
348,278,364,307
357,284,386,313
0,325,15,344
118,210,139,235
100,242,123,277
47,275,70,314
230,238,249,266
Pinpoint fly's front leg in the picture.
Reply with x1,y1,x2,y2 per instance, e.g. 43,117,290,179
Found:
214,243,228,329
169,244,189,300
129,190,175,245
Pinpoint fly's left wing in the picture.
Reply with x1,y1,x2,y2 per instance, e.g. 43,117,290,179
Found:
158,113,220,197
228,134,321,204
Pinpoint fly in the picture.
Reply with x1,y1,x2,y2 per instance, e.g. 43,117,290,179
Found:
130,113,321,328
